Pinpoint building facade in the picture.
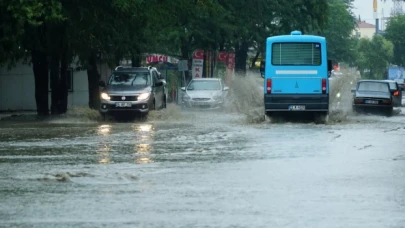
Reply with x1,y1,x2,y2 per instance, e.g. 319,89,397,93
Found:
0,61,112,111
353,21,376,39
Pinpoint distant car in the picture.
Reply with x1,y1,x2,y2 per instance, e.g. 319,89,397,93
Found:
181,78,229,110
394,79,405,92
98,66,166,118
382,80,403,107
352,80,400,116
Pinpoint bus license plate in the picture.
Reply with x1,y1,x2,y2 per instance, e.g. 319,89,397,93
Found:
116,102,132,107
365,100,378,104
289,105,306,111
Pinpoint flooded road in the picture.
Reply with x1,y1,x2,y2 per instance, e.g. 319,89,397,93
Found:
1,106,405,228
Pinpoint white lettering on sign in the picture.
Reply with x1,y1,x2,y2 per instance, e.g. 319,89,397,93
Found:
146,55,168,63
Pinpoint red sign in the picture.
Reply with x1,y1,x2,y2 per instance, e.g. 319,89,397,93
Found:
217,52,228,62
226,53,235,69
146,55,168,63
192,49,204,60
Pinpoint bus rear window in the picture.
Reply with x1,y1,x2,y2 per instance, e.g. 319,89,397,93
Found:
272,42,321,66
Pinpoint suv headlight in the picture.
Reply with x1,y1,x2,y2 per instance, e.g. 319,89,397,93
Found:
101,92,110,100
137,92,151,101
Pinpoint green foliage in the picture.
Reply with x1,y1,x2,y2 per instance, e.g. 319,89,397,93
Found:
384,14,405,67
0,0,64,67
354,35,393,79
320,0,356,64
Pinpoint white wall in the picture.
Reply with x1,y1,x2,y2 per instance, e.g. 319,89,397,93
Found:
0,61,97,111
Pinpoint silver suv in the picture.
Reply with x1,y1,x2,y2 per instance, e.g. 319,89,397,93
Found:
98,66,167,118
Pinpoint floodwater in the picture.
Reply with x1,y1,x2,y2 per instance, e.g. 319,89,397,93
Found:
1,74,405,228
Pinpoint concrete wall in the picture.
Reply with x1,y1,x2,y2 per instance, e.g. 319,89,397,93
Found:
0,61,112,111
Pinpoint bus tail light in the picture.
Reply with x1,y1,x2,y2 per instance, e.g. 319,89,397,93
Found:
321,78,326,94
266,79,272,94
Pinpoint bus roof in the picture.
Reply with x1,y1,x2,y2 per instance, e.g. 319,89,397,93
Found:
266,34,326,43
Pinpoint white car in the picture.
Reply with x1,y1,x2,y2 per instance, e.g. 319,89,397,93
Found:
180,78,229,110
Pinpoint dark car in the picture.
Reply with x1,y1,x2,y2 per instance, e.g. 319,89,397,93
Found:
383,80,403,107
351,80,402,116
98,66,166,118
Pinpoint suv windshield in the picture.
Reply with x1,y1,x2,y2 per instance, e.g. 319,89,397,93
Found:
108,72,150,86
187,80,221,90
358,82,389,93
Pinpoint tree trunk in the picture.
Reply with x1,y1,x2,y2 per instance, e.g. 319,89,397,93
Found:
131,52,141,67
235,40,249,76
251,51,260,68
87,51,101,109
59,47,68,114
180,37,190,83
50,54,60,115
32,50,49,116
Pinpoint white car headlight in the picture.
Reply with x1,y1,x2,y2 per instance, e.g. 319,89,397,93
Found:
213,94,222,101
101,92,110,100
183,94,191,101
137,92,150,101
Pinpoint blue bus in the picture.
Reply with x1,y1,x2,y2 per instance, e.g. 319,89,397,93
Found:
260,30,332,121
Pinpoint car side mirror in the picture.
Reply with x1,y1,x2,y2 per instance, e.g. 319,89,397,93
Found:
327,60,333,72
223,86,229,91
99,81,106,87
155,81,164,87
351,88,356,93
181,87,186,91
260,60,265,78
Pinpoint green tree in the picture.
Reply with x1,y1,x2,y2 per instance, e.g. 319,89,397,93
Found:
354,35,393,79
1,0,64,116
320,0,357,64
384,14,405,67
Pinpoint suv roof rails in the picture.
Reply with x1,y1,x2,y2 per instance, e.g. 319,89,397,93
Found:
115,66,125,71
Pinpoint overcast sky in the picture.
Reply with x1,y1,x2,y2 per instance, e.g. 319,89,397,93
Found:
352,0,394,25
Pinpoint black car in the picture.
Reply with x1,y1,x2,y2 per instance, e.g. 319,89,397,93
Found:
383,80,403,107
98,66,167,118
352,80,403,116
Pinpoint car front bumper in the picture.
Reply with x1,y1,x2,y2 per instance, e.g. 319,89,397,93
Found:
181,99,223,109
100,100,149,114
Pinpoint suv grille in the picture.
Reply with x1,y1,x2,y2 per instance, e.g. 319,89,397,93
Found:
110,96,137,101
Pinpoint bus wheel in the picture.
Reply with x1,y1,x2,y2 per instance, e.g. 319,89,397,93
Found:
266,111,283,123
314,112,328,124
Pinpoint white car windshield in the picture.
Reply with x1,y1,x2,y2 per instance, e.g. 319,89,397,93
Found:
109,72,150,86
358,82,389,93
187,80,221,90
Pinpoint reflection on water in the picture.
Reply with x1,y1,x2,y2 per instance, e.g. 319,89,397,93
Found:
136,143,152,154
135,157,153,164
98,144,112,164
97,125,111,136
134,125,154,164
135,143,153,164
95,124,157,164
135,124,153,132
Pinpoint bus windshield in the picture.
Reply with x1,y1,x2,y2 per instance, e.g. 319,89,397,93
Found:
272,42,321,66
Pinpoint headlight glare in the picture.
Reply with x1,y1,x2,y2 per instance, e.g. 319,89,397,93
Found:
137,93,150,101
101,92,110,100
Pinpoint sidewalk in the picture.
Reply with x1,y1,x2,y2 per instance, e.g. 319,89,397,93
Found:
0,111,38,121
